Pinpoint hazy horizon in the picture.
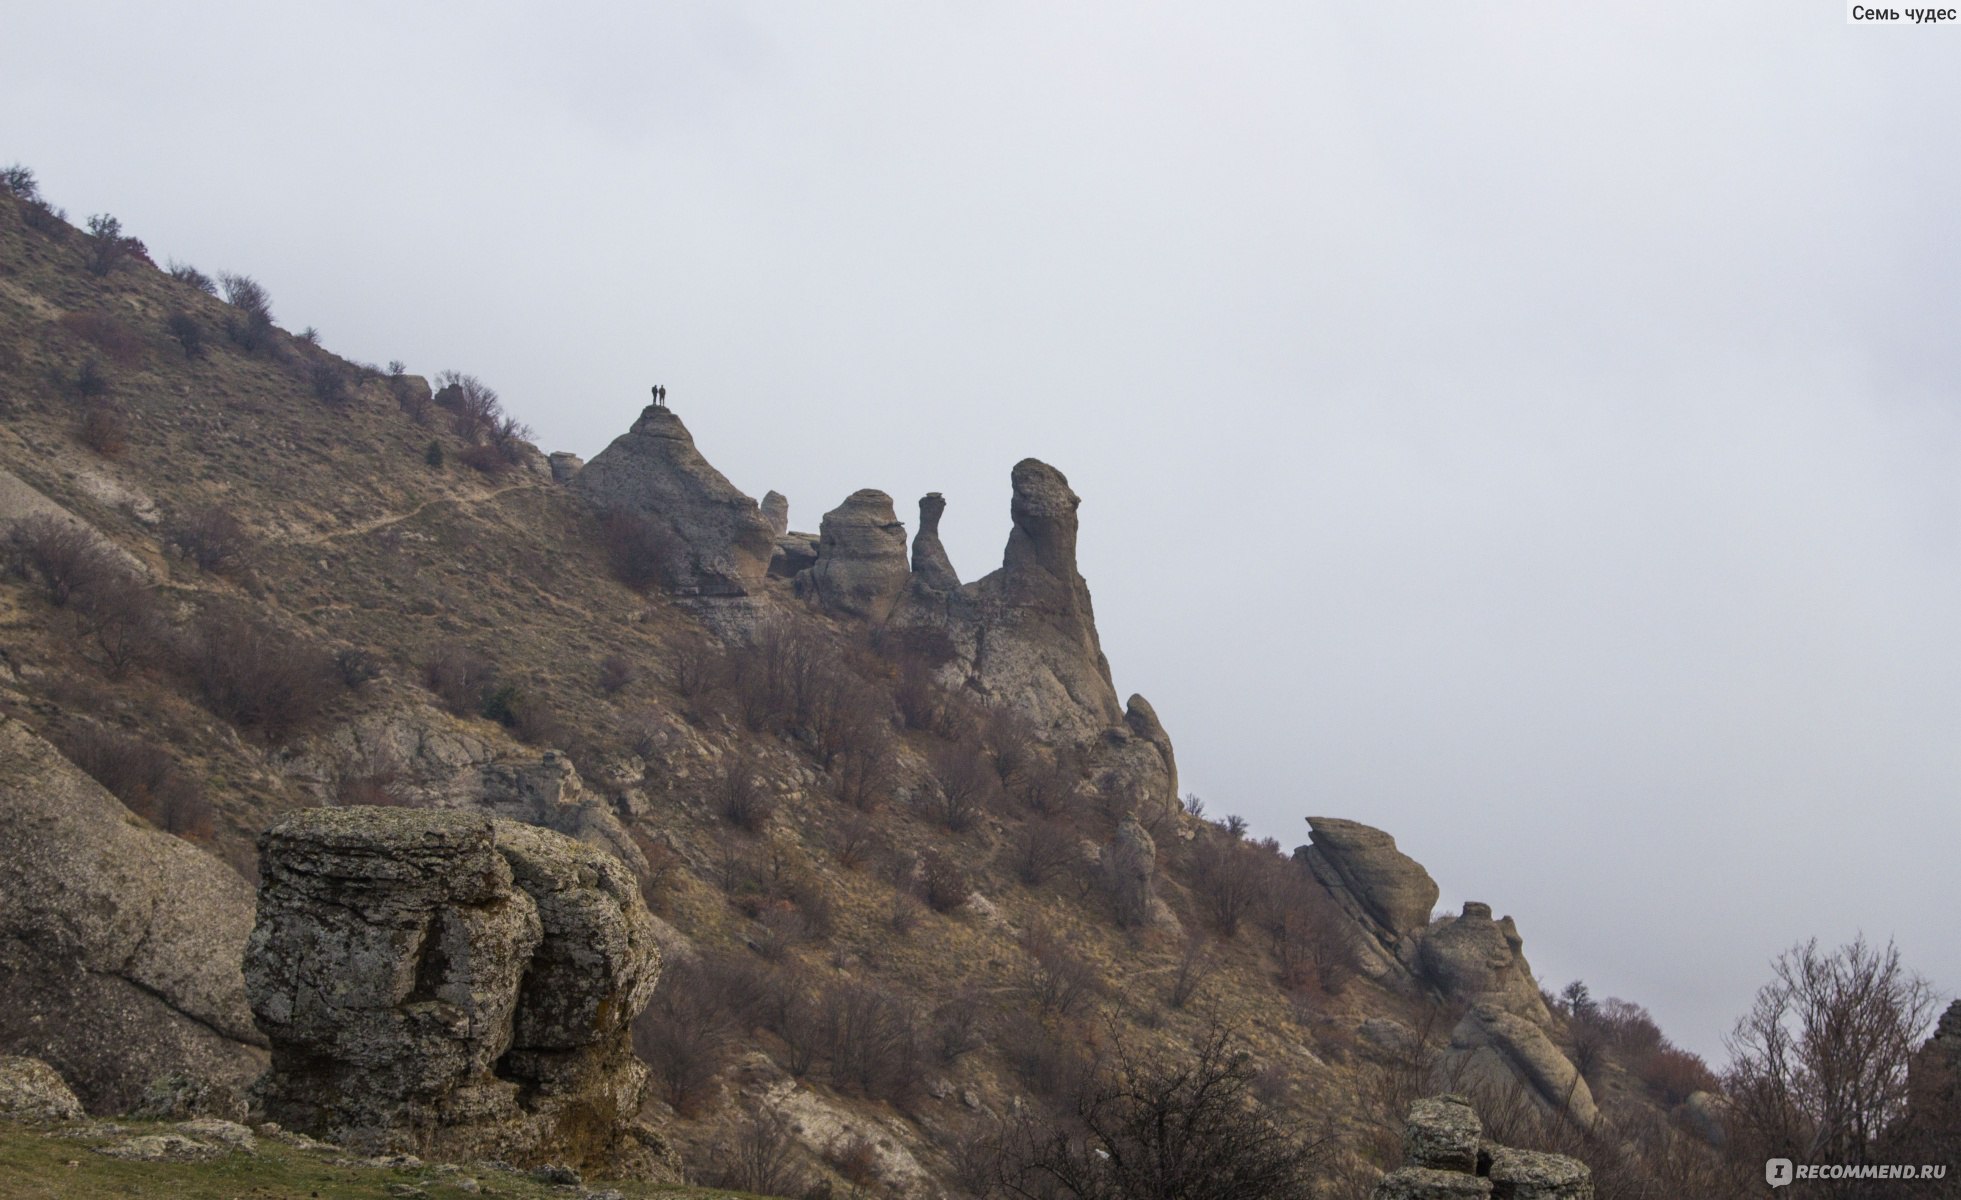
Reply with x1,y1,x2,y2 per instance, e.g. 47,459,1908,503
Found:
6,2,1958,1061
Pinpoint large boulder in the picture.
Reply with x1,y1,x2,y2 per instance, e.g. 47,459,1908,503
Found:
761,489,790,537
1099,816,1159,928
0,716,267,1114
1443,1002,1598,1129
1299,818,1439,945
1403,1094,1482,1173
1419,903,1550,1022
1488,1147,1594,1199
803,488,911,622
571,407,774,596
245,808,662,1171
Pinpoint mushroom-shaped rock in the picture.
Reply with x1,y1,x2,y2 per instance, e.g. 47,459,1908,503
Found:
761,490,790,536
1299,818,1439,944
805,489,912,621
0,716,267,1114
245,808,661,1171
911,492,959,591
571,407,774,595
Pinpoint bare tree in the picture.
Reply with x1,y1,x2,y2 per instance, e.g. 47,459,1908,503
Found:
1724,936,1939,1169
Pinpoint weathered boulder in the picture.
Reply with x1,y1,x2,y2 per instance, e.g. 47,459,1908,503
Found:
0,716,267,1114
547,451,584,484
910,492,959,592
1404,1094,1482,1173
1299,818,1439,945
1420,903,1550,1021
1677,1090,1727,1147
245,808,662,1171
1099,817,1159,928
803,488,911,621
1444,1003,1598,1129
571,407,774,595
761,490,790,537
1372,1096,1591,1200
1488,1146,1594,1199
0,1057,84,1121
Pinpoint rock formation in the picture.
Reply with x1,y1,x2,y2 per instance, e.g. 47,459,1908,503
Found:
0,715,267,1113
1444,1002,1599,1128
1099,816,1159,928
244,808,662,1171
803,488,912,621
1420,903,1551,1022
0,1057,85,1122
1299,817,1440,949
761,489,790,536
910,492,959,592
547,451,584,484
571,407,775,595
1373,1094,1593,1199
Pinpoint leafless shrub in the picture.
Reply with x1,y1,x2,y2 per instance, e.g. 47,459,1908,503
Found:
1168,932,1216,1009
6,514,116,607
77,403,128,458
307,358,349,407
704,1107,806,1196
52,722,212,840
183,608,342,741
1018,751,1082,815
1187,830,1263,938
597,652,636,695
600,508,678,592
717,749,774,832
218,273,276,353
625,828,681,911
1007,817,1079,887
1260,866,1360,997
830,813,881,872
818,979,922,1103
422,642,499,717
933,991,986,1065
921,737,997,833
73,567,161,677
633,956,737,1115
57,311,144,365
825,1131,881,1190
167,261,216,294
832,725,899,811
1019,924,1103,1018
918,849,970,913
889,889,923,935
58,357,112,402
456,442,512,476
995,1010,1096,1100
169,505,253,575
84,213,142,276
165,311,204,358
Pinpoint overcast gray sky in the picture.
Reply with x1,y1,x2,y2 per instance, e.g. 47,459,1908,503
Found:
7,2,1958,1060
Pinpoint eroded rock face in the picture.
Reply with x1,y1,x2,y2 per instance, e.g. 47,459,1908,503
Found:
547,452,584,484
805,488,911,621
245,808,661,1171
1299,818,1439,945
571,407,774,595
0,716,267,1114
1373,1095,1592,1200
1420,903,1551,1022
1444,1003,1599,1129
1099,817,1158,928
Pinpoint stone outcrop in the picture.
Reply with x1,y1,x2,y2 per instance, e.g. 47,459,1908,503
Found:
761,490,790,536
1299,817,1439,947
244,808,662,1171
1373,1095,1593,1199
1444,1002,1599,1128
802,488,912,621
770,532,820,579
1099,817,1159,928
571,407,774,595
547,451,584,483
0,715,267,1114
1420,903,1551,1022
910,492,958,592
0,1057,85,1121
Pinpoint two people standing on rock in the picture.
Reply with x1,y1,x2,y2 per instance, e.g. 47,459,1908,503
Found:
650,385,668,409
